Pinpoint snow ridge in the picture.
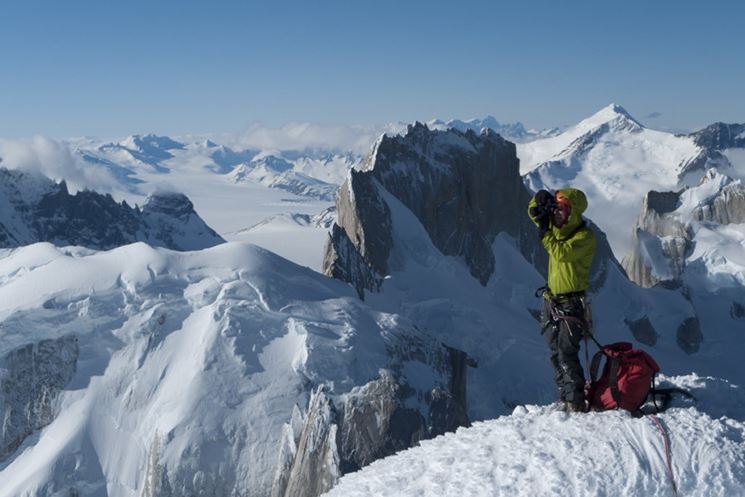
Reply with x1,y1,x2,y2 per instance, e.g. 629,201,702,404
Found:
324,393,745,497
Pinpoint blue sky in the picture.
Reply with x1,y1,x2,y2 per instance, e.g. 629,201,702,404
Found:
1,0,743,138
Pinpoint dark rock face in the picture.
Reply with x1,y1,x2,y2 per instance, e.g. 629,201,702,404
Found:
272,335,471,497
625,316,658,346
324,124,535,293
0,335,79,461
322,225,383,299
0,168,224,250
369,125,525,284
679,122,745,177
677,317,703,354
731,302,745,319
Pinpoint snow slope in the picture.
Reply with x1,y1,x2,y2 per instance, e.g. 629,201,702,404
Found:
0,242,456,497
324,377,745,497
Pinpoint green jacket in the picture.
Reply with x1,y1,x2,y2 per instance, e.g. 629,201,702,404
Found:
527,188,596,295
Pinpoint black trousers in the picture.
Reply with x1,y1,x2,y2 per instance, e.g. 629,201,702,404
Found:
541,297,586,404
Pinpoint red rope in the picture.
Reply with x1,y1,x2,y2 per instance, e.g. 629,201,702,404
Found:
648,415,679,497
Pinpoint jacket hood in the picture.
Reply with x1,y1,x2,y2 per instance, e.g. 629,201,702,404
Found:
555,188,588,237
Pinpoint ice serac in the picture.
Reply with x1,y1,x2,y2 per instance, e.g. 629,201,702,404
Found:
0,168,224,250
273,342,470,497
324,123,535,294
0,335,79,461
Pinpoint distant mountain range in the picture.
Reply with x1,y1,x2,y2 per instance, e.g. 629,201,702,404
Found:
0,168,223,251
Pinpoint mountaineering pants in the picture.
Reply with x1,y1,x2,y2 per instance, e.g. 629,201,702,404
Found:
541,295,587,405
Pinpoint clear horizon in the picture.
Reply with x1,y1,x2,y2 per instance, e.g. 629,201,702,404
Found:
2,0,743,138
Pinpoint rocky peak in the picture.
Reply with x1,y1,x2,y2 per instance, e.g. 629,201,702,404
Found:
142,191,197,221
678,122,745,178
690,122,745,150
323,124,533,297
578,103,644,134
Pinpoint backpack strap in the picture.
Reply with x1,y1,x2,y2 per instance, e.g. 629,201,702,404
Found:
608,356,622,406
589,349,605,383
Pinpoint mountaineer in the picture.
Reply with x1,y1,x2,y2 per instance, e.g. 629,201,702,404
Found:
528,188,596,412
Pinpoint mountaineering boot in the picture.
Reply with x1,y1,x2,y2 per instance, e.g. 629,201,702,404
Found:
565,400,586,413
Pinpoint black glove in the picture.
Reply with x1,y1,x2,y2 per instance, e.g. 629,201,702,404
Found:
534,189,554,209
537,216,550,238
531,190,554,238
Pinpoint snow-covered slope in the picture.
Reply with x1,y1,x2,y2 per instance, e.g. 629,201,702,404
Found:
324,377,745,497
0,242,466,497
228,154,339,202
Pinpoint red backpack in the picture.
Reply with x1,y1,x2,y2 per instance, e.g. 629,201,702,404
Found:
587,342,660,412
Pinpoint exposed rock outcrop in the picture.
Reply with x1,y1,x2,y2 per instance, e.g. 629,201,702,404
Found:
622,190,691,288
0,168,224,250
678,122,745,178
272,337,472,497
0,335,79,461
324,124,538,295
731,302,745,319
690,176,745,224
623,170,745,289
677,317,703,354
624,316,659,346
277,388,341,497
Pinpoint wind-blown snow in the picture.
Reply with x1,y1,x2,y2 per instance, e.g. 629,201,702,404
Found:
323,394,745,497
